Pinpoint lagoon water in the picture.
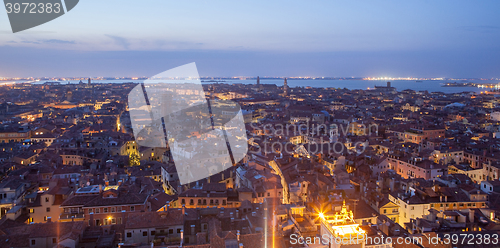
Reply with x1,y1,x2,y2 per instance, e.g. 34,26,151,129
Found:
22,79,500,94
226,79,498,94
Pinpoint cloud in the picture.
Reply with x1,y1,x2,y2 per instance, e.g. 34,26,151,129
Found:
42,39,76,44
19,39,75,45
458,25,500,33
106,35,130,49
0,30,57,34
21,40,41,44
0,46,499,78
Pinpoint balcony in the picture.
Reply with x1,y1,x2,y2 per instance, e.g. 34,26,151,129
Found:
0,197,17,205
154,236,181,244
60,213,84,220
442,219,466,228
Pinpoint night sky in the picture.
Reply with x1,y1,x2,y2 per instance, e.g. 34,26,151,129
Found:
1,0,499,78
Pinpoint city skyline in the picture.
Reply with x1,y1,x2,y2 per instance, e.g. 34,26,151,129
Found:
0,79,500,247
3,76,500,80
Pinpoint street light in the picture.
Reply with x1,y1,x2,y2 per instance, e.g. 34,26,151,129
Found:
319,212,325,220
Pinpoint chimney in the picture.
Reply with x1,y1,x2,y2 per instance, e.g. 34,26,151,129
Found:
182,204,185,215
89,213,94,227
105,180,109,186
208,177,211,183
118,180,122,186
444,196,447,202
122,210,126,224
237,230,240,242
180,229,184,247
236,209,239,219
469,210,475,223
47,217,51,222
222,173,225,181
239,243,243,248
166,203,170,211
440,196,442,202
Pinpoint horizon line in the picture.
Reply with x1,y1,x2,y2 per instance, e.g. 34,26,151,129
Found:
1,76,500,81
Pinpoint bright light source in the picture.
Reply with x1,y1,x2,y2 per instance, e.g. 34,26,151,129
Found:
319,212,325,220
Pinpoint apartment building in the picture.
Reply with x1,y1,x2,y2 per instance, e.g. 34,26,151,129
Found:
27,182,73,223
177,183,242,209
378,155,447,180
0,178,29,218
124,209,185,245
389,185,487,226
389,127,445,144
59,186,149,226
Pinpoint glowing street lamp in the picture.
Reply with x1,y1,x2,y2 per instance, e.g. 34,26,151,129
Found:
319,212,325,220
